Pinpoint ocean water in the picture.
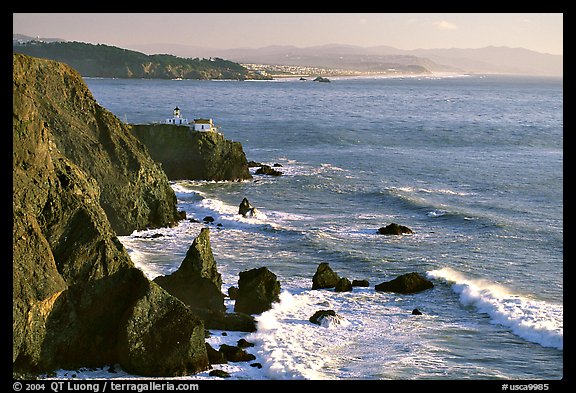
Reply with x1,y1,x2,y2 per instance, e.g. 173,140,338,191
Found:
78,74,562,380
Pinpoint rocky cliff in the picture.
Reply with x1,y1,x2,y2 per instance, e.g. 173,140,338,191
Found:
13,53,181,236
13,53,209,377
131,124,252,181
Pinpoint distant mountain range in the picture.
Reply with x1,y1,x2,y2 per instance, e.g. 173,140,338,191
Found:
13,34,562,77
127,42,563,77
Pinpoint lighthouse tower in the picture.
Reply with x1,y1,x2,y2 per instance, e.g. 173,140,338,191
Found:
166,106,189,125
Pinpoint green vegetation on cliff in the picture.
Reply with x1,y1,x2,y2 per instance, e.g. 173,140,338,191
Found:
131,124,252,181
13,41,271,80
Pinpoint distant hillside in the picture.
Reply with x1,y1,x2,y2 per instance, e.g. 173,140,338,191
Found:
130,42,562,77
12,40,271,80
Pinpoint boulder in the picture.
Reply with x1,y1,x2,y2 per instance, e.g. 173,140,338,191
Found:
335,277,353,292
309,310,336,325
255,164,282,176
352,279,370,287
377,223,413,235
228,286,239,300
309,310,346,327
117,279,209,377
234,267,281,315
192,309,257,332
375,272,434,294
412,308,423,315
312,262,340,289
154,228,225,313
238,197,257,217
237,339,255,349
205,343,227,364
219,344,256,362
209,369,231,378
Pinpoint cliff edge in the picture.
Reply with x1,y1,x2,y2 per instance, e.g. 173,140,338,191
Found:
13,53,181,236
131,124,252,181
13,53,209,377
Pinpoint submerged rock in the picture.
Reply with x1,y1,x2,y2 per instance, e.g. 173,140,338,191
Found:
375,272,434,294
255,164,282,176
377,223,413,235
309,309,346,327
209,369,231,378
219,344,256,362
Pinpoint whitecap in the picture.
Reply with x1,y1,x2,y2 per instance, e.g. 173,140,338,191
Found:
427,267,563,350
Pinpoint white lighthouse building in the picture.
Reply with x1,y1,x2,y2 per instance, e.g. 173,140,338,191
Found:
165,106,189,125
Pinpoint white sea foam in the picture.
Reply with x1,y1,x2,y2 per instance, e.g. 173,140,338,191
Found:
427,267,563,350
245,290,356,379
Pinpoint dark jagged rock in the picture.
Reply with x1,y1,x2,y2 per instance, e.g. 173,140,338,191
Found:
335,277,353,292
118,278,209,376
247,160,262,167
228,286,239,300
209,369,231,378
13,54,207,377
219,344,256,362
412,308,423,315
238,197,258,217
377,223,414,235
255,164,282,176
312,262,340,290
309,309,346,326
131,124,252,181
352,279,370,287
313,76,331,83
192,309,257,332
375,272,434,294
237,339,255,349
13,54,180,237
234,267,281,315
154,228,225,313
205,343,227,365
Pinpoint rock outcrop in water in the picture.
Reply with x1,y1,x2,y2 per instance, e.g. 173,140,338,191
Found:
154,228,257,332
131,124,252,181
234,267,281,315
13,53,208,377
154,228,225,313
375,272,434,294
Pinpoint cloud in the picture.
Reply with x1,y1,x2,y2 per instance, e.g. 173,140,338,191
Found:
434,20,458,30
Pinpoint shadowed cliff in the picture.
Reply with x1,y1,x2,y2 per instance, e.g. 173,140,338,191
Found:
131,124,252,181
13,53,209,377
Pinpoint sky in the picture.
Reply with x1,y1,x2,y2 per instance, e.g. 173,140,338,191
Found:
13,13,563,56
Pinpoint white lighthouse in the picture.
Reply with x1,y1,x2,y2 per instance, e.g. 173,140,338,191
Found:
166,106,189,125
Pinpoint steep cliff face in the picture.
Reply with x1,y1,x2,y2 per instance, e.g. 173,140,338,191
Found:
131,124,252,181
13,53,208,376
13,53,180,236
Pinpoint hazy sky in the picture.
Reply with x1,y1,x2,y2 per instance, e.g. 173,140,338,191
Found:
13,13,563,55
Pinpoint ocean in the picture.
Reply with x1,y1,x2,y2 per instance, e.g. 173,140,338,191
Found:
68,74,562,381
